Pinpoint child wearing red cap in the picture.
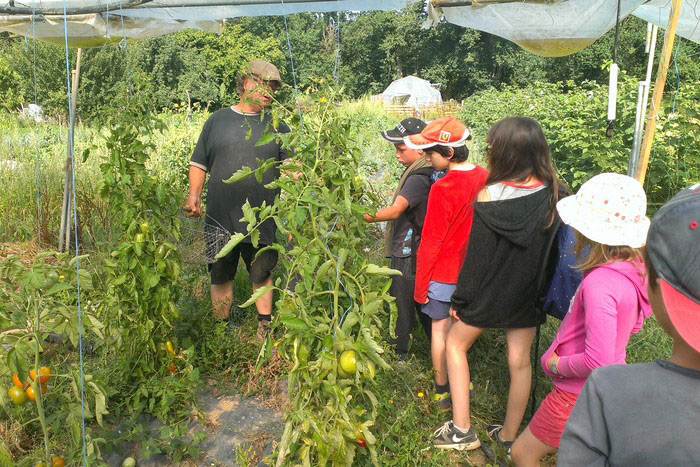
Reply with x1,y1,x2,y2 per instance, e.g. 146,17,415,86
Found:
558,184,700,465
406,117,488,411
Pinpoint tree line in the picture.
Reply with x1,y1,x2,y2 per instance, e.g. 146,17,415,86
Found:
1,2,699,121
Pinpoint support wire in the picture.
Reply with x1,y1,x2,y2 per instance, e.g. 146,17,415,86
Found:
59,1,89,463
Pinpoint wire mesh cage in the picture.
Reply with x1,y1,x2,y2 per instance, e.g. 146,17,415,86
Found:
177,215,231,264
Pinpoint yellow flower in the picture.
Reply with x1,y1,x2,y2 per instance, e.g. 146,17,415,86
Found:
417,392,424,398
59,275,65,279
389,399,394,404
320,97,327,103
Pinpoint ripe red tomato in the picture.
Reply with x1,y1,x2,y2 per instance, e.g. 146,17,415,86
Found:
29,367,51,384
26,384,48,401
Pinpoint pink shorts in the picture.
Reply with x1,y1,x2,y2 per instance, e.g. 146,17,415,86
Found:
529,386,579,448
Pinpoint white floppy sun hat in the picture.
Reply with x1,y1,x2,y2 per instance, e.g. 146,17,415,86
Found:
556,173,650,248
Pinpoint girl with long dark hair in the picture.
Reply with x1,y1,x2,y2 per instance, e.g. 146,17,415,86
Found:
432,117,562,452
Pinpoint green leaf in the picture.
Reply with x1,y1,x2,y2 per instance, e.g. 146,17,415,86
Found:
215,233,245,259
255,132,276,147
146,274,160,289
44,282,73,296
240,285,275,308
250,230,260,248
222,166,254,184
254,244,286,259
280,315,309,331
364,264,402,276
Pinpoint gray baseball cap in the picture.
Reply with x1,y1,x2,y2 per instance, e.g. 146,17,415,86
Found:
646,183,700,352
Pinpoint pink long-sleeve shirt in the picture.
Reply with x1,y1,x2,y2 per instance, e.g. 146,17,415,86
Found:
540,259,652,394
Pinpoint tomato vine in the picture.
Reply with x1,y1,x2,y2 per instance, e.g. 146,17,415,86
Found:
218,87,397,465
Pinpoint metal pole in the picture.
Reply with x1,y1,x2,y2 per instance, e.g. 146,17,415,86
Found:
628,81,646,177
635,1,682,183
628,24,658,176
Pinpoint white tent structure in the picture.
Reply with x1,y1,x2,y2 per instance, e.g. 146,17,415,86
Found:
382,76,442,108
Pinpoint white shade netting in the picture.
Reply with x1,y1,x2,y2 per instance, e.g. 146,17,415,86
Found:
440,0,648,57
634,0,700,44
0,13,222,47
382,76,442,107
0,0,412,41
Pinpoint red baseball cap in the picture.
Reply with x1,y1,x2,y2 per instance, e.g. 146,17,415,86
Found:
404,116,471,150
646,184,700,352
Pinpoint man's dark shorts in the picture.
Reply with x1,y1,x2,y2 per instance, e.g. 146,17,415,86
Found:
208,242,278,285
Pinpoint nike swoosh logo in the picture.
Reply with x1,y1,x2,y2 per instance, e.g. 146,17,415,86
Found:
452,434,466,442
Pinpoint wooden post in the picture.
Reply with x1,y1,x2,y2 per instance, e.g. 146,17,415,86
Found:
59,48,82,251
635,0,682,183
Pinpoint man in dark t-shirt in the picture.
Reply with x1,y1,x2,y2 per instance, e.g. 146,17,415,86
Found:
185,60,287,341
363,118,435,357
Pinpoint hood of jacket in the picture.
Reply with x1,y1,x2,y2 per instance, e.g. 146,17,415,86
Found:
589,259,653,333
473,187,552,248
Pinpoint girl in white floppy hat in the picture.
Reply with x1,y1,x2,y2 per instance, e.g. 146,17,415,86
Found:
511,173,653,466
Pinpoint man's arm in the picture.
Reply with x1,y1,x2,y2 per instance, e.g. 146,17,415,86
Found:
363,196,410,223
184,165,206,217
557,374,610,466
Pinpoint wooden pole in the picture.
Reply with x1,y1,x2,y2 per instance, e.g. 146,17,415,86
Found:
59,48,82,251
635,0,682,183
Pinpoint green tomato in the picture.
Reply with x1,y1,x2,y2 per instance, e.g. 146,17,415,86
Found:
339,350,356,375
338,366,352,379
134,233,145,244
139,222,150,234
46,271,59,283
122,457,137,467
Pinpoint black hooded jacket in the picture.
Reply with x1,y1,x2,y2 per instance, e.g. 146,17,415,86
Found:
451,187,555,328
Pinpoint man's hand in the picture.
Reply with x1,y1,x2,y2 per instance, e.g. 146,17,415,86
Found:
183,194,202,217
449,307,461,321
363,213,375,223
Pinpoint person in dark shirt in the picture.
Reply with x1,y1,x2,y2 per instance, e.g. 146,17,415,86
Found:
557,185,700,466
185,60,288,341
363,118,433,358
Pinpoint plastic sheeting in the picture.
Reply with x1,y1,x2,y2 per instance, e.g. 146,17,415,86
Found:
0,0,411,44
441,0,647,57
0,13,222,47
382,76,442,108
117,0,413,21
0,0,413,20
634,0,700,44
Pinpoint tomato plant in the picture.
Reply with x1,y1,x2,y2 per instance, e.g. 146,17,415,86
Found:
95,109,201,460
218,87,397,465
0,253,108,464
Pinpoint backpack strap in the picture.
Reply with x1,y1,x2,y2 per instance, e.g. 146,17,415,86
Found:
529,216,563,418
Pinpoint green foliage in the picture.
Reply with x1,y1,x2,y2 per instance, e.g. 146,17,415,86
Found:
8,8,700,119
459,74,700,210
222,87,396,465
93,108,201,462
0,56,23,112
